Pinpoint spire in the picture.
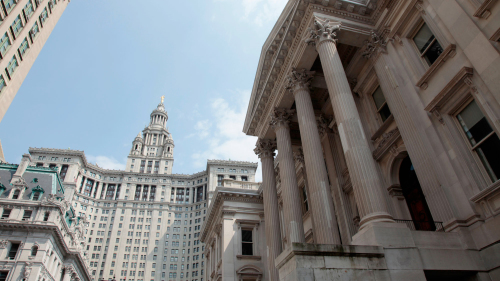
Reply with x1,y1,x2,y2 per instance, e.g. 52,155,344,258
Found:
136,133,142,139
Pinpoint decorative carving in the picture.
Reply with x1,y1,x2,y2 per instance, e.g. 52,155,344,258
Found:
305,17,341,46
431,108,445,125
285,68,315,93
270,108,295,130
372,128,401,160
23,262,33,278
0,240,8,248
254,139,277,159
317,115,332,138
293,148,305,164
362,31,387,59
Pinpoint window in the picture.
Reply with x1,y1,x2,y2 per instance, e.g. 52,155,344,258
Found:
23,0,35,21
43,211,50,221
302,187,309,213
0,32,11,58
22,210,32,221
39,7,48,25
5,55,18,79
371,86,391,123
1,209,11,219
10,15,23,38
413,22,443,66
31,246,38,256
241,230,253,256
456,100,500,182
7,242,19,259
2,0,16,15
29,22,40,42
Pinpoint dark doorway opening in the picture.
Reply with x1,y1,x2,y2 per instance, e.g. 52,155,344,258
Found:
399,156,435,231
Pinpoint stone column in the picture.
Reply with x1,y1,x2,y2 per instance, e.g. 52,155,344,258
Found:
61,266,73,281
285,69,339,245
270,108,305,245
254,139,282,281
306,17,393,228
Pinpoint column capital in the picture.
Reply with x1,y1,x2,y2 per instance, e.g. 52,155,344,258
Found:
317,115,332,138
305,17,341,47
270,107,295,130
361,30,387,60
286,68,315,94
254,139,276,159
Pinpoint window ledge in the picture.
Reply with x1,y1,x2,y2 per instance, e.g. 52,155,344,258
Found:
236,255,261,260
473,0,497,19
416,44,456,90
371,114,394,141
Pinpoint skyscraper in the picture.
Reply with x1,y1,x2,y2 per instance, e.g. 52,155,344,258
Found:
0,0,68,122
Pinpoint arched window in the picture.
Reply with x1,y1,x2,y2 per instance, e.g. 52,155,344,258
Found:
31,246,38,256
31,186,44,201
167,147,170,152
135,144,138,150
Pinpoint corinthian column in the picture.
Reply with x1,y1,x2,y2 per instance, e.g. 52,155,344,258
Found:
306,17,393,228
285,69,339,245
270,108,305,245
254,139,282,281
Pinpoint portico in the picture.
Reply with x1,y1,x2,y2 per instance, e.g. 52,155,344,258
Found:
244,1,500,280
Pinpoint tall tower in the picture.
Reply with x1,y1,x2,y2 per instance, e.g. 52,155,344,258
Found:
126,98,174,174
0,0,69,122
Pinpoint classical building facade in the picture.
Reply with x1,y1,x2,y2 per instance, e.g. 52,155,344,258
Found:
243,0,500,280
0,154,90,281
21,101,259,281
0,0,69,123
201,186,266,281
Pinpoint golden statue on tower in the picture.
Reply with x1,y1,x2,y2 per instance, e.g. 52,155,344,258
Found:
161,95,165,104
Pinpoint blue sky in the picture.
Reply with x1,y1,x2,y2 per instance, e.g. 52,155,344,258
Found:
0,0,288,181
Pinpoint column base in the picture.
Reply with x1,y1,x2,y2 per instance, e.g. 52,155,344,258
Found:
358,212,395,231
352,222,415,248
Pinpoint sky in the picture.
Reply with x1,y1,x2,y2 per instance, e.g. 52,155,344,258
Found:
0,0,290,182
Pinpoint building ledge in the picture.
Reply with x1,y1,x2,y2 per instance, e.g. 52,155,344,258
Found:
236,255,262,260
416,44,456,90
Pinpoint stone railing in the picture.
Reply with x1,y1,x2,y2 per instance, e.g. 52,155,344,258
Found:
221,179,260,190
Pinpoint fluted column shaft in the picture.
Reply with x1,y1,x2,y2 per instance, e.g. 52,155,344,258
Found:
271,108,305,245
313,25,393,228
286,71,338,245
255,139,282,281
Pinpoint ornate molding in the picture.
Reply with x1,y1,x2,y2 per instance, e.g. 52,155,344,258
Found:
473,0,497,19
362,30,387,59
416,44,457,89
424,67,474,113
254,139,277,159
372,128,401,161
285,68,315,94
317,115,332,138
305,16,341,47
270,107,295,130
0,240,8,248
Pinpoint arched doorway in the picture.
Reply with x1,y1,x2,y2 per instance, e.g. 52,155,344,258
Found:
399,156,435,231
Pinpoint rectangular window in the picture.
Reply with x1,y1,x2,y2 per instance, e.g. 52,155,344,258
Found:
23,0,35,22
2,0,16,15
413,22,443,66
29,22,40,42
22,210,32,221
241,229,253,256
1,209,11,219
10,15,23,38
371,86,391,122
0,32,11,58
0,271,8,281
5,55,18,79
456,100,500,182
17,38,29,60
7,242,19,259
0,75,6,93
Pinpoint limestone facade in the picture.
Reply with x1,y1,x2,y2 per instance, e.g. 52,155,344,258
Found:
243,0,500,280
0,0,68,123
0,154,90,281
1,102,259,281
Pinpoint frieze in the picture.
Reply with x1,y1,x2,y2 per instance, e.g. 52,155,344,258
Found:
372,128,401,161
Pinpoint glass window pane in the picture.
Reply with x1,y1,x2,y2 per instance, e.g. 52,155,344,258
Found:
413,23,435,53
241,230,252,242
457,100,492,146
372,87,386,110
423,40,443,65
475,134,500,182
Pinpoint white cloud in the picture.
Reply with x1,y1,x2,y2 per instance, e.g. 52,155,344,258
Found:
86,155,126,170
191,90,262,181
214,0,288,26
